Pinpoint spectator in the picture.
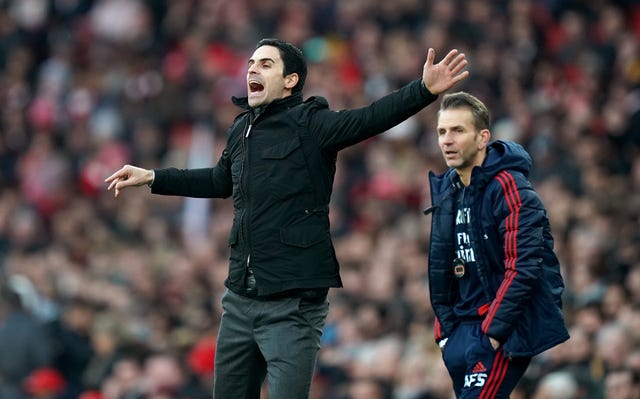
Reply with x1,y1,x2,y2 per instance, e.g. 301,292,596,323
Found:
0,285,54,399
47,298,95,399
604,369,640,399
22,368,67,399
532,371,578,399
595,322,634,372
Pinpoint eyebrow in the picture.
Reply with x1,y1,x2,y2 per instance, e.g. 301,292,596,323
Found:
437,124,465,130
248,57,276,66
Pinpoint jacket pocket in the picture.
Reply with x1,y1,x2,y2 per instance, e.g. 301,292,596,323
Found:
280,224,327,248
262,136,301,159
261,136,313,201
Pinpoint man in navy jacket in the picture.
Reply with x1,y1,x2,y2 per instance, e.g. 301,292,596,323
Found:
426,92,569,398
105,39,469,399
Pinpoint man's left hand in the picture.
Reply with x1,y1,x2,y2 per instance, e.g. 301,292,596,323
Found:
422,48,469,94
489,337,501,350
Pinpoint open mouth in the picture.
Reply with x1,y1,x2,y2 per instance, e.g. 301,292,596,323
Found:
443,150,459,160
249,81,264,93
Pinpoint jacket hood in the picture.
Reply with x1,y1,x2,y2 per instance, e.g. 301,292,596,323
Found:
479,140,531,182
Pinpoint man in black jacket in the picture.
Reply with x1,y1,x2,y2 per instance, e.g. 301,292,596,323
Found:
105,38,469,399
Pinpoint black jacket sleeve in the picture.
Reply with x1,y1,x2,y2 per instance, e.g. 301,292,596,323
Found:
150,149,233,198
310,79,437,151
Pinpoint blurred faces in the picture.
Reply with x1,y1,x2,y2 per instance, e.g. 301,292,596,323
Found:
437,107,489,185
246,45,298,107
605,370,639,399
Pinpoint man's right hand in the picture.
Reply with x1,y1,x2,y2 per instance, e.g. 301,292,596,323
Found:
104,165,154,198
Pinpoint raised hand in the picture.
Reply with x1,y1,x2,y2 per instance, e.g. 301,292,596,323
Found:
422,48,469,95
104,164,153,198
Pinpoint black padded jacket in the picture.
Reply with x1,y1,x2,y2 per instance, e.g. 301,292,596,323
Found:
152,79,437,297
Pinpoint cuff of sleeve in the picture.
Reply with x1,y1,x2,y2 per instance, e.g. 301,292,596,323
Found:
148,170,155,187
419,79,438,100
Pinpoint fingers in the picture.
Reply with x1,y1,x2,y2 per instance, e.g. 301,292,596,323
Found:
439,48,460,66
425,48,435,68
110,177,133,198
106,175,126,198
425,49,468,78
423,47,470,94
436,49,469,86
104,165,131,198
452,70,470,84
107,177,120,191
104,165,152,198
104,166,128,184
448,53,468,75
433,49,467,72
449,56,469,82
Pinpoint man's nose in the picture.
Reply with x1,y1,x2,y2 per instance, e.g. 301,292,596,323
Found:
440,131,454,143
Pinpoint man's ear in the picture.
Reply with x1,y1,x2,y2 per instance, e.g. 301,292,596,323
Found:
479,129,491,149
284,73,299,90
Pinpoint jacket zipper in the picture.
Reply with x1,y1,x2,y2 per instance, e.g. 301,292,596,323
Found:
245,254,256,293
460,184,493,304
241,109,261,293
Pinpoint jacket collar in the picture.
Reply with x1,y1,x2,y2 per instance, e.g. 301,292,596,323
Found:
232,92,304,113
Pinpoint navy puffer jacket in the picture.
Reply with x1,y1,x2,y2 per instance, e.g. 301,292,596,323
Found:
427,140,569,358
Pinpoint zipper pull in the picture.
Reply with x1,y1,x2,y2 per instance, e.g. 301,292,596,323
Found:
245,254,257,293
246,124,253,138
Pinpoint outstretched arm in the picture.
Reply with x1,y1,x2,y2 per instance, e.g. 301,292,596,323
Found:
311,48,469,151
422,48,469,95
105,165,154,198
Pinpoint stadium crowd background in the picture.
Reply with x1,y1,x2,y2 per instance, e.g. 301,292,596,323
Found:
0,0,639,398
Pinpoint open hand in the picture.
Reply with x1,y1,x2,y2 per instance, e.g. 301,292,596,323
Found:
422,48,469,95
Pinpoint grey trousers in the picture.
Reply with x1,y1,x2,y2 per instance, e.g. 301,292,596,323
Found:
213,289,329,399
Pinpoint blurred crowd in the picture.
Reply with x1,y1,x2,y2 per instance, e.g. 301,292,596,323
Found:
0,0,639,398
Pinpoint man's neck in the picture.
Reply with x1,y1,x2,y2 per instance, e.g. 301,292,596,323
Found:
457,149,487,186
457,170,471,187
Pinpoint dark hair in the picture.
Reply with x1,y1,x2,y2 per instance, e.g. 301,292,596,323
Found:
439,92,491,131
256,38,307,93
